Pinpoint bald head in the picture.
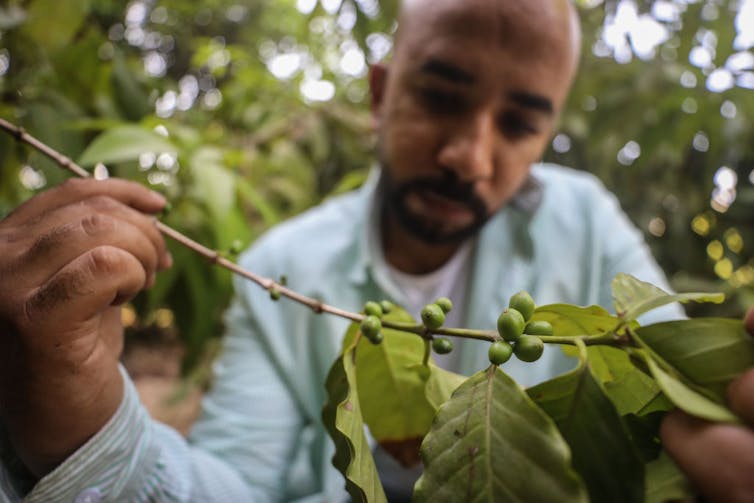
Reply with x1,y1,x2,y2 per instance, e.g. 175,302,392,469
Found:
394,0,581,88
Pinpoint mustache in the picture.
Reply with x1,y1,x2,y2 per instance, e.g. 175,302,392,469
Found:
380,170,491,245
398,173,482,207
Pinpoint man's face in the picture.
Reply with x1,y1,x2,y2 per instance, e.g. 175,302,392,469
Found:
372,0,578,245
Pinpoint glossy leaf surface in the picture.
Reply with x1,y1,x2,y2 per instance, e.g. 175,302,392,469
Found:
414,366,588,503
77,125,177,166
612,273,724,322
345,309,465,442
533,304,664,415
641,351,738,423
637,318,754,399
528,347,644,503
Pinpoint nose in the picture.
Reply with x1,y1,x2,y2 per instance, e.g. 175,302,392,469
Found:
436,112,495,182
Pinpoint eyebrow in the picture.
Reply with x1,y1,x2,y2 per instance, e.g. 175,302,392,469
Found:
420,59,475,85
508,91,553,115
419,59,554,115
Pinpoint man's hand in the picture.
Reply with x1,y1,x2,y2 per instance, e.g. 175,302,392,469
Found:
660,308,754,503
0,178,171,477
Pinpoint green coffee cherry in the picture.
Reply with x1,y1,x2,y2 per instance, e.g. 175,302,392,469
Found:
368,330,384,345
229,239,244,255
435,297,453,314
360,315,382,341
488,341,513,366
509,291,536,321
432,337,453,355
497,308,525,342
514,335,544,362
379,300,393,314
364,301,383,318
270,288,281,301
279,274,288,286
421,304,445,330
524,320,553,336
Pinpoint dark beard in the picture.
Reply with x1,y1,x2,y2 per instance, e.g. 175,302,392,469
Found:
379,169,490,245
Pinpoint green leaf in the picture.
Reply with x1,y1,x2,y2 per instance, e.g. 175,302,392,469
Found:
322,335,387,503
236,176,280,227
622,412,665,462
78,126,177,166
641,352,738,423
531,304,621,382
533,303,621,337
603,362,668,417
24,0,91,54
414,366,588,503
111,50,151,121
345,309,464,442
644,451,693,503
637,318,754,400
423,363,467,410
532,304,664,416
188,147,237,218
528,349,644,503
611,273,724,322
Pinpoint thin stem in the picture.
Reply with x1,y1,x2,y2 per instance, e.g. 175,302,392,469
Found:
0,118,90,179
422,339,431,367
431,327,498,343
0,118,502,345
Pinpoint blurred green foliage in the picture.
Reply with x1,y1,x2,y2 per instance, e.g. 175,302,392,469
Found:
0,0,753,368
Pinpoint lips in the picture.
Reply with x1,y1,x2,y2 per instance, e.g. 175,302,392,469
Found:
407,188,477,229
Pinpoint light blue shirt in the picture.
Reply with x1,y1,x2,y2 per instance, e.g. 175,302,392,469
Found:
0,164,682,502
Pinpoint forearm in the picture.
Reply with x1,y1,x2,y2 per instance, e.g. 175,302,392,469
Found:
0,342,124,478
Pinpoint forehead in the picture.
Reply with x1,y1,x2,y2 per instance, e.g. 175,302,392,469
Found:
395,0,576,86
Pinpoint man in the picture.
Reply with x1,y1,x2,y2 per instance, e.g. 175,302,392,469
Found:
0,0,752,501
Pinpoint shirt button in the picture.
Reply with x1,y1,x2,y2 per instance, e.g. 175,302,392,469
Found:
73,488,102,503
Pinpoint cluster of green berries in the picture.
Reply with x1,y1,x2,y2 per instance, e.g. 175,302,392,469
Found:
420,297,454,355
359,300,394,344
489,291,552,366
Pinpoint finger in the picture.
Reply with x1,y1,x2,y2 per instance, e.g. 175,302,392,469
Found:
728,368,754,424
23,246,147,332
5,178,166,225
22,195,170,275
661,410,754,503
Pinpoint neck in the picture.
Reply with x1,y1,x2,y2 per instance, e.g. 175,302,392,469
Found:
380,208,462,275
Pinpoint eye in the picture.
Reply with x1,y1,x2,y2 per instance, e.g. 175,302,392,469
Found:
498,111,539,139
416,87,467,115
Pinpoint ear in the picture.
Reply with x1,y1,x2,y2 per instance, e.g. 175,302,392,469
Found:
368,63,389,122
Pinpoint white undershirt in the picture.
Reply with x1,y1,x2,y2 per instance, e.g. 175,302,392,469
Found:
383,240,473,371
371,239,475,501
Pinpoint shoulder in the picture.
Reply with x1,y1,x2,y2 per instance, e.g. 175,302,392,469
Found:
530,163,623,223
533,163,613,204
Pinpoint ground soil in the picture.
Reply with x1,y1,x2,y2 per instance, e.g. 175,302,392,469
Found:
121,329,204,437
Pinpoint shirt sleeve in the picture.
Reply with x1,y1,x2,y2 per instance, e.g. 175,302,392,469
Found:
591,179,686,324
0,363,257,502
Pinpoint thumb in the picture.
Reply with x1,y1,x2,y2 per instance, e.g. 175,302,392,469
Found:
25,246,146,330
